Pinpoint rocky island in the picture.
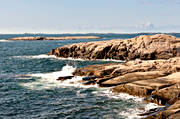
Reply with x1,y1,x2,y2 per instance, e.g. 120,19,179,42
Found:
9,36,101,40
49,34,180,119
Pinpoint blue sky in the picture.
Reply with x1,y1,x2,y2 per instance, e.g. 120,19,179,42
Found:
0,0,180,33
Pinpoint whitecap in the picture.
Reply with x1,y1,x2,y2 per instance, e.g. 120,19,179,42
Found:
13,54,125,62
18,64,161,119
92,90,160,119
0,39,12,42
92,90,143,101
18,64,98,90
13,54,57,59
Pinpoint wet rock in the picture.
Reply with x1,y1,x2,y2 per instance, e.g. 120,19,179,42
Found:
82,76,97,81
49,34,180,60
158,100,180,119
152,82,180,105
83,80,96,85
56,76,74,81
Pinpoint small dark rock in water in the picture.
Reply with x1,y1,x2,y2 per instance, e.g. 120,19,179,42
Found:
138,108,159,116
57,76,74,81
83,80,96,85
82,76,97,81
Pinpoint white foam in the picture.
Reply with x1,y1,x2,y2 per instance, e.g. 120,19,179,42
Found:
0,39,12,42
31,64,75,79
120,102,161,119
55,55,125,62
18,64,159,119
92,90,160,119
13,54,57,59
92,90,143,101
19,65,76,89
19,64,98,90
13,54,124,62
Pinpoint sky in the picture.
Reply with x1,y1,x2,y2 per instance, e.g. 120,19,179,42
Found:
0,0,180,33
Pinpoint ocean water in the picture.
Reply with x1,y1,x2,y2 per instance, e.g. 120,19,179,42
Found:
1,33,179,119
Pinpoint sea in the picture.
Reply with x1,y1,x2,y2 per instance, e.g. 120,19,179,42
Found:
1,33,180,119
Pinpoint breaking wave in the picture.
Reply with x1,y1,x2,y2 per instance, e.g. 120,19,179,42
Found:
17,64,160,119
92,90,160,119
0,39,12,42
13,54,124,62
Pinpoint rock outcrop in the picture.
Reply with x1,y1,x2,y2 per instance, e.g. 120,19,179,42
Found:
9,36,101,40
72,57,180,118
50,34,180,118
49,34,180,60
159,100,180,119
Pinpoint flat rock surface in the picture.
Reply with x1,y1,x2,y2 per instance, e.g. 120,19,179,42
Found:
72,57,180,118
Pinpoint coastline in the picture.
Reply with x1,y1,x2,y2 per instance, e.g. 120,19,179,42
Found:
48,34,180,118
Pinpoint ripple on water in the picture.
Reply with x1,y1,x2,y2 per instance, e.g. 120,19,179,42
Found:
11,65,159,119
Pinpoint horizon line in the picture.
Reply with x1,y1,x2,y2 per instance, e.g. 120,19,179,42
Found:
1,31,180,35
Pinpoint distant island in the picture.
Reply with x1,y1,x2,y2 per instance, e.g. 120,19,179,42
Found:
8,36,101,40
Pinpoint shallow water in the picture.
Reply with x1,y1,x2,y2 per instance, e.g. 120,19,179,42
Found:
1,33,176,119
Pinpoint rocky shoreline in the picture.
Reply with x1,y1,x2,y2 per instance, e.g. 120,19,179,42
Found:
9,36,101,40
49,34,180,119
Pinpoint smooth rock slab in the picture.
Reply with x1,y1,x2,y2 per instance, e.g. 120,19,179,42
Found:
99,71,168,87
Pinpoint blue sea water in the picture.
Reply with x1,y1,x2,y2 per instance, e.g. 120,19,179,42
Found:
0,33,179,119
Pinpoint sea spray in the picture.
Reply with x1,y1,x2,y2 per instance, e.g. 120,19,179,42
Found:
19,64,77,90
18,64,160,119
92,90,160,119
19,64,99,90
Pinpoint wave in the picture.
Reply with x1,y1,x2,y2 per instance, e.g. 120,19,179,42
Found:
13,54,125,62
18,64,97,90
0,39,12,42
92,90,160,119
17,64,160,119
13,54,57,59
